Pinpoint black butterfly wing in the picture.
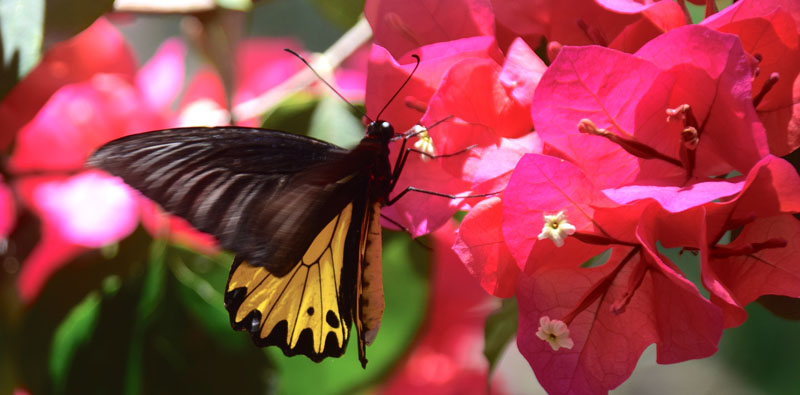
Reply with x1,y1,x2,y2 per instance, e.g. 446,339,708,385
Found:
89,126,388,365
88,126,361,276
225,196,369,362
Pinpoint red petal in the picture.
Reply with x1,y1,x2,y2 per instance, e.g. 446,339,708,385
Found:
365,0,495,59
0,18,137,150
135,38,186,112
453,197,519,297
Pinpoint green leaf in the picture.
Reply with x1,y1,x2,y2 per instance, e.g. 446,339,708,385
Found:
720,303,800,394
49,294,99,393
483,297,518,374
49,278,121,394
260,92,319,136
16,227,151,394
169,248,247,349
140,244,274,393
308,95,364,149
42,0,113,47
124,240,168,395
310,0,364,29
0,0,44,99
215,0,252,11
580,248,612,268
273,231,430,395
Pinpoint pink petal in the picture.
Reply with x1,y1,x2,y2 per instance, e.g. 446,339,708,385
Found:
10,75,162,172
136,38,186,112
16,226,84,304
366,37,503,132
601,177,746,213
380,150,472,237
0,18,137,150
419,57,535,184
31,171,138,248
635,217,724,364
531,45,660,188
233,37,305,109
517,216,723,393
607,2,687,53
703,0,800,156
493,0,684,56
502,153,612,266
516,248,650,394
461,134,542,189
710,155,800,221
365,0,495,59
708,214,800,325
635,25,769,175
499,38,547,108
453,197,519,297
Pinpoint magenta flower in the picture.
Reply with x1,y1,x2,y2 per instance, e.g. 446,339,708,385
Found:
365,0,495,60
366,36,506,235
702,0,800,155
445,4,800,391
493,0,686,55
504,154,726,393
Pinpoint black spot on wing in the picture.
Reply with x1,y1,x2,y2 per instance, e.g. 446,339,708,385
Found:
326,311,339,328
224,258,349,362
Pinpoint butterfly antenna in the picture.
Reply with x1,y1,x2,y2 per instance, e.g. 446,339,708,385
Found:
284,48,370,122
376,54,421,120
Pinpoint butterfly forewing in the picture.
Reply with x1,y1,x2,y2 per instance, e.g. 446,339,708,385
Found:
88,127,354,276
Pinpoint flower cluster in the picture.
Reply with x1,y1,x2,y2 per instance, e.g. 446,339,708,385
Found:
363,0,800,393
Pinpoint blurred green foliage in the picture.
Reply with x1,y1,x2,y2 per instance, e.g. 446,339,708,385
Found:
484,297,517,374
0,0,44,99
13,226,428,394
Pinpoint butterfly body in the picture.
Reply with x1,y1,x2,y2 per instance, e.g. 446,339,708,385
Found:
88,121,397,367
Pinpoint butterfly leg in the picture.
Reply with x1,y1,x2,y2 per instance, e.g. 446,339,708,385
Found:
385,187,498,206
388,133,475,192
380,213,433,250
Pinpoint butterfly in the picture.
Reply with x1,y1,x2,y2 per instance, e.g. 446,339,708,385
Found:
87,118,410,367
85,50,489,367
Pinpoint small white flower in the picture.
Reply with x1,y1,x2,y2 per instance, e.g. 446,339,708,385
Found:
412,125,436,160
538,211,576,247
178,99,231,127
536,316,574,351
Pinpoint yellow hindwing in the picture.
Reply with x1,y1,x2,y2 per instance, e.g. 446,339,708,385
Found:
226,203,353,359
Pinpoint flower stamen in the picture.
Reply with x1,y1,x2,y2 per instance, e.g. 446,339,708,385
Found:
578,119,683,168
752,72,780,108
413,126,436,160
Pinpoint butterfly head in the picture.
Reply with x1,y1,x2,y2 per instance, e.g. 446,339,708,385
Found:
366,120,394,144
